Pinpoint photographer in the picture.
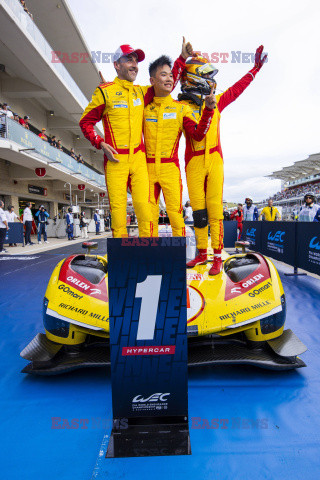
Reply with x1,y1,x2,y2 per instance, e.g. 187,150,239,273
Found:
35,205,49,244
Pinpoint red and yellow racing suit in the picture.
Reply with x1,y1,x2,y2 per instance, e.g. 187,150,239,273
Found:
79,56,185,238
180,70,257,250
144,95,213,236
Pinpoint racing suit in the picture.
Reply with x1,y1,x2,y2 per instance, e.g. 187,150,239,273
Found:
179,69,259,251
230,208,243,239
243,204,259,221
259,206,281,221
144,95,213,236
79,56,186,238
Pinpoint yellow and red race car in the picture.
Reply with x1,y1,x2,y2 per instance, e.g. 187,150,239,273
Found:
21,229,307,374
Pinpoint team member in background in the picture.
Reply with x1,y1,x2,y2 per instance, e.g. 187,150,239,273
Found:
66,207,75,240
80,38,193,238
230,203,244,239
184,201,194,225
35,205,49,244
23,202,34,245
259,199,281,221
313,206,320,222
38,128,48,141
0,201,9,254
180,46,267,274
243,197,259,221
298,192,320,222
223,207,230,221
94,209,101,235
6,205,22,246
144,56,215,237
80,212,89,238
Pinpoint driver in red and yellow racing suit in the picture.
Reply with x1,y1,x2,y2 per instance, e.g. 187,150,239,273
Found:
179,46,267,274
144,56,216,237
79,40,192,238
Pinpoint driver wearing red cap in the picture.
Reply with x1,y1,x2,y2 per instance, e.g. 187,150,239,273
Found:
80,39,193,238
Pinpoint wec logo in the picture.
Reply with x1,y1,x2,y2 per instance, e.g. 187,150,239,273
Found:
268,231,285,242
309,236,320,250
132,393,170,403
246,228,256,237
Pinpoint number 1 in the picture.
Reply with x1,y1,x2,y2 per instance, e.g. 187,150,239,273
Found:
135,275,162,341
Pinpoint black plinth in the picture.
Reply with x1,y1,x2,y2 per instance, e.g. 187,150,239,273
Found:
106,422,191,458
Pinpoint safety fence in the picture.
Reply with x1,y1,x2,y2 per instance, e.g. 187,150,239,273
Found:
242,221,320,275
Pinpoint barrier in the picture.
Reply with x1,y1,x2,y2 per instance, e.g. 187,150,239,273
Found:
242,221,262,251
296,223,320,275
4,223,24,245
223,221,238,248
242,221,320,276
261,222,296,265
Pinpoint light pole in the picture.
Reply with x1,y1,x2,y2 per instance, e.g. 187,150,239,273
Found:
64,182,72,206
94,192,100,210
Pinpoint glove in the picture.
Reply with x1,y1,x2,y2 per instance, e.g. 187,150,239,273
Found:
249,45,267,77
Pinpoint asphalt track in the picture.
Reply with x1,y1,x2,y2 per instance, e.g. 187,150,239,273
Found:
1,240,319,479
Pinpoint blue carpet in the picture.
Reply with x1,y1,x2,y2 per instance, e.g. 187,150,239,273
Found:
0,247,318,479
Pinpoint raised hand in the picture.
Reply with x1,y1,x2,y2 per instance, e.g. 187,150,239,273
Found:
100,142,119,162
181,36,195,59
254,45,267,72
204,84,217,110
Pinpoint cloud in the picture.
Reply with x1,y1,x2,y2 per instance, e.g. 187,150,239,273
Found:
67,0,320,203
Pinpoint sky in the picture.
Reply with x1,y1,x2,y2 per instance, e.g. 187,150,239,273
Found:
68,0,320,204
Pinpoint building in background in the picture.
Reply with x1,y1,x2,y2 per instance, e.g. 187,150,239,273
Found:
258,153,320,220
0,0,110,219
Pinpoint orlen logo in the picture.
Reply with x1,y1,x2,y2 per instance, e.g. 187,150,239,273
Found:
67,276,90,291
230,273,264,293
246,228,256,237
268,231,285,242
132,393,170,403
242,273,264,288
309,236,320,250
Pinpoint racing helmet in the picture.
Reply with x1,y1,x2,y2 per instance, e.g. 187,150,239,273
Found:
181,56,218,96
304,191,315,203
245,197,253,203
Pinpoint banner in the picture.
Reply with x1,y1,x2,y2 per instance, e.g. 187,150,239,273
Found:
5,223,24,245
223,221,237,248
260,221,296,264
242,221,262,251
296,223,320,275
107,237,188,421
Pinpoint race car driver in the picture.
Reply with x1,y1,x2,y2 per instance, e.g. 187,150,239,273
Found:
243,197,259,221
80,39,193,238
179,46,267,274
144,55,216,237
230,203,243,239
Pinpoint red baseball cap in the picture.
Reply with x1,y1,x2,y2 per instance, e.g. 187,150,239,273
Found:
113,44,145,63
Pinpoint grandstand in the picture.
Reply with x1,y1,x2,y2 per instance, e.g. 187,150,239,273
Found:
258,153,320,219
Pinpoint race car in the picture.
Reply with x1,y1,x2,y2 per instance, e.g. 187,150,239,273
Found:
20,227,307,374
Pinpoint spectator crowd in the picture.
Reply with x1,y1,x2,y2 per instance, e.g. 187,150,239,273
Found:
263,182,320,203
0,102,92,167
